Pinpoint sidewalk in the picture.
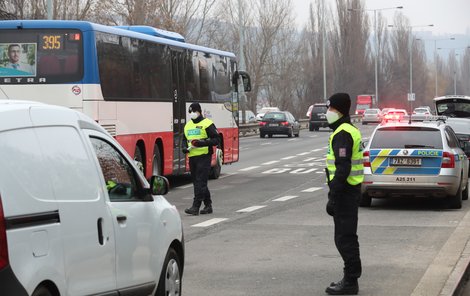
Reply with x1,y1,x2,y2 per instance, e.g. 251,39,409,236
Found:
411,207,470,296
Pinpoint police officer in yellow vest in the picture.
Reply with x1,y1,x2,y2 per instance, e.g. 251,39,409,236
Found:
183,103,220,215
324,93,364,295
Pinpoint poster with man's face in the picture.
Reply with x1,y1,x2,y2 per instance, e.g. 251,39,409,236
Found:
0,43,37,77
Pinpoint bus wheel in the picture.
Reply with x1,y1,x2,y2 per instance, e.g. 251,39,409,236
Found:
134,146,145,175
152,146,162,176
209,148,223,179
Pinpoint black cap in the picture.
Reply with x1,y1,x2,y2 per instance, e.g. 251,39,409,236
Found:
189,102,202,113
327,93,351,116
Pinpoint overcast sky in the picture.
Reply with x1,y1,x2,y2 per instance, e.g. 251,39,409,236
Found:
292,0,470,36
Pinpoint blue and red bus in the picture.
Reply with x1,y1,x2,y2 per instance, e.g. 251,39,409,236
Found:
0,20,250,179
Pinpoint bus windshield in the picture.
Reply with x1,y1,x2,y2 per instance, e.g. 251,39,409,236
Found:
0,29,83,84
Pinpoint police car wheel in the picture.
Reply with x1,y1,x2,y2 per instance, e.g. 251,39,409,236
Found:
448,184,462,209
359,193,371,207
156,247,182,296
32,286,53,296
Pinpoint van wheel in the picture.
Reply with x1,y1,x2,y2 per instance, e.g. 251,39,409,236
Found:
288,128,293,138
209,148,222,179
359,193,371,207
156,248,182,296
449,184,462,209
152,146,162,176
309,124,314,131
32,286,53,296
260,133,265,138
268,134,273,138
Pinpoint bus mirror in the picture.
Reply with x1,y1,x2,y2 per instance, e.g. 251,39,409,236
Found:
233,70,252,92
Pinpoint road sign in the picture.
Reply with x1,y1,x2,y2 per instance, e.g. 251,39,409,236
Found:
407,93,415,101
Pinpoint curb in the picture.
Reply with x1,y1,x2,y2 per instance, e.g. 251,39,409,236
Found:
411,208,470,296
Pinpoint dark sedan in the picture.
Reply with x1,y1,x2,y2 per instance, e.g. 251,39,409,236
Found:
259,111,301,138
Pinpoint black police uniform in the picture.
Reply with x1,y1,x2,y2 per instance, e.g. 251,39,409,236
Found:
182,114,219,215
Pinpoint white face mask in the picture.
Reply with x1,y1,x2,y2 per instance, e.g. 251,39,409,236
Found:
190,112,199,120
326,110,341,124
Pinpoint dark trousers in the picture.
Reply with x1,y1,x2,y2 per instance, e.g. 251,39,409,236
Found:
189,154,212,206
332,185,362,280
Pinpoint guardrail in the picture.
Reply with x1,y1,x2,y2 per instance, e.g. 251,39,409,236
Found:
239,115,362,137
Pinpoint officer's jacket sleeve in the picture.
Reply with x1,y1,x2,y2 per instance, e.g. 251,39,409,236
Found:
329,130,353,195
204,123,220,147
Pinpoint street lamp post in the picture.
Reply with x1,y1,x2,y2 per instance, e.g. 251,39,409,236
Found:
348,6,403,108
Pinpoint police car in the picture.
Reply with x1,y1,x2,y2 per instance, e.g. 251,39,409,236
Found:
361,117,469,208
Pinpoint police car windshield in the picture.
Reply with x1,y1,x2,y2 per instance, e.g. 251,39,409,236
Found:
370,127,443,149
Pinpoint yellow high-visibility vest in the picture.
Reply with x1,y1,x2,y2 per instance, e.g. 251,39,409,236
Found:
184,118,213,157
326,123,364,185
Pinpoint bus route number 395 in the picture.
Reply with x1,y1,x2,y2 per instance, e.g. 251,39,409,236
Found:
396,177,416,182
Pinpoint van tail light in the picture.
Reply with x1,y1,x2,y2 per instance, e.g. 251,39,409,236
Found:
441,152,455,168
0,196,9,269
259,122,267,126
280,121,289,126
363,151,370,167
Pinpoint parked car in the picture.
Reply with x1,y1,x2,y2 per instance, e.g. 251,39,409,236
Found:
239,110,257,123
0,100,184,296
256,107,280,121
362,108,382,125
308,103,329,131
361,119,469,208
259,111,300,138
382,109,408,122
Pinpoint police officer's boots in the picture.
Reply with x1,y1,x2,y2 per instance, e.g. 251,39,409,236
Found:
185,201,201,215
200,204,213,214
325,278,358,295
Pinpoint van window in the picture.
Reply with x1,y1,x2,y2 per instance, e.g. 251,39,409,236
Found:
35,126,101,201
90,137,139,201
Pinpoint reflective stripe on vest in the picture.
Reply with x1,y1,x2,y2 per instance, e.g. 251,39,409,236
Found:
326,123,364,185
184,118,213,157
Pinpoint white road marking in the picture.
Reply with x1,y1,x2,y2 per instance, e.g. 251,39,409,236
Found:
290,168,318,174
281,156,297,160
262,160,280,165
239,166,260,171
312,148,323,152
191,218,228,227
309,135,318,138
261,142,272,146
262,168,291,174
316,171,324,174
303,157,318,162
297,152,310,156
180,184,193,189
219,173,237,179
302,187,323,193
288,139,297,142
236,205,267,213
273,195,298,202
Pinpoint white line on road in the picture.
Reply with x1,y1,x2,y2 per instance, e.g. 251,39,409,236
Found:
239,166,260,171
303,157,317,162
288,139,297,142
260,142,272,146
316,171,324,174
262,160,280,165
281,156,297,160
297,152,310,156
180,184,193,189
191,218,228,227
312,148,323,152
219,173,237,179
309,135,318,138
302,187,323,193
236,205,267,213
273,195,299,202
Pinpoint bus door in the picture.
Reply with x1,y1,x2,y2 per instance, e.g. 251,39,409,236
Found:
171,49,187,175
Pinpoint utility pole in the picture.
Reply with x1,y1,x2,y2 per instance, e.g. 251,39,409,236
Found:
238,0,247,123
47,0,53,20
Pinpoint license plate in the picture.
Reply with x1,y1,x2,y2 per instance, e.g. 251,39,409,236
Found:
390,157,422,166
269,123,278,127
320,115,326,119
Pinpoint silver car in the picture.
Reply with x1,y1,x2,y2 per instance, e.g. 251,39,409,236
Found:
362,108,382,125
361,120,469,208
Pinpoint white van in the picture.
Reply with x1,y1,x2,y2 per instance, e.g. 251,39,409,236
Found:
0,101,184,296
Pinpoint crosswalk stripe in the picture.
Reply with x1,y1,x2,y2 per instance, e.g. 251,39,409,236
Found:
191,218,228,227
302,187,323,193
273,195,298,202
236,205,267,213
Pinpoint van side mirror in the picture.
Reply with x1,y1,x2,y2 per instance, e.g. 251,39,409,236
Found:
150,175,170,195
232,70,251,92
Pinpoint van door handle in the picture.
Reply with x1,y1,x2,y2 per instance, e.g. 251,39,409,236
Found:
116,215,127,222
97,218,104,245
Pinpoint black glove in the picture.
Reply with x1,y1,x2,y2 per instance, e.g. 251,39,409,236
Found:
191,139,207,147
182,148,189,154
